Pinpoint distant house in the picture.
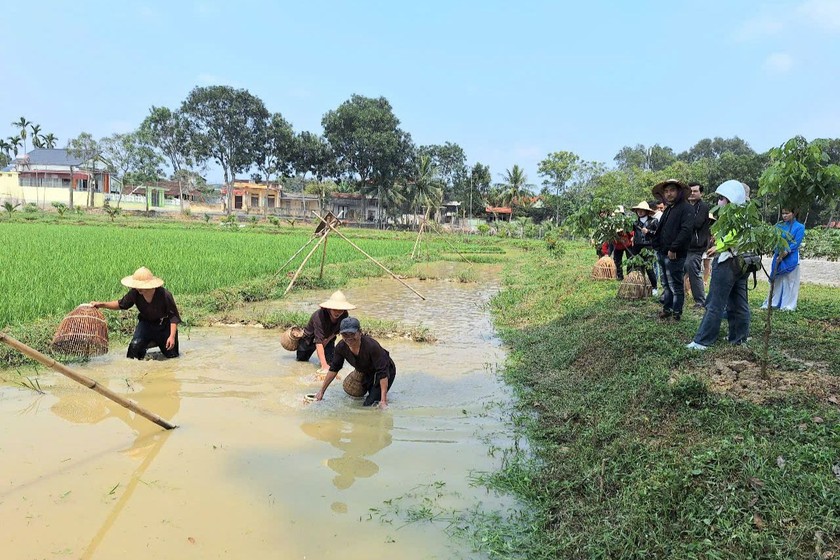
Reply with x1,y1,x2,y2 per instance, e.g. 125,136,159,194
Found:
11,148,115,194
220,179,282,211
0,148,115,207
327,192,381,223
485,206,513,221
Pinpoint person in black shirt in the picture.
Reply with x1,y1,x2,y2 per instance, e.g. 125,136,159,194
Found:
315,317,396,409
296,290,356,372
651,179,694,321
684,182,712,308
90,266,181,359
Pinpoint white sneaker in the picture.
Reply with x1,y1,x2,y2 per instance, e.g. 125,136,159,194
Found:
686,342,708,351
652,289,659,296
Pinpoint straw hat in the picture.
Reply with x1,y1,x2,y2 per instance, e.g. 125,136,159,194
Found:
319,290,357,310
631,201,654,213
708,211,717,222
121,267,164,289
651,179,690,200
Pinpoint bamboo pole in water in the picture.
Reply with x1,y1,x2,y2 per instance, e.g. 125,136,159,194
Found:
311,211,426,300
284,233,327,296
0,332,177,430
411,220,425,260
272,235,317,280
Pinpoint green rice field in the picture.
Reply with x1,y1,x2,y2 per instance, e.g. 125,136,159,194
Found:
0,222,418,328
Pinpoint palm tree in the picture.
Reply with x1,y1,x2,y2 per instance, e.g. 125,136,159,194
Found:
499,164,531,218
42,133,58,149
7,136,22,156
407,154,443,226
29,124,43,149
11,117,32,154
0,138,11,157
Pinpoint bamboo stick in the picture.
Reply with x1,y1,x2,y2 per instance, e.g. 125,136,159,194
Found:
0,332,177,430
272,235,317,279
427,220,474,266
311,211,426,300
411,220,425,259
284,233,327,296
319,230,330,279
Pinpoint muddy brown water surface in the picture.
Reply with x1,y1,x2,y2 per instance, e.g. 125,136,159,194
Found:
1,268,518,559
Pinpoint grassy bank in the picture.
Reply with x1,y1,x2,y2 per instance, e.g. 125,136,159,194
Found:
485,242,839,559
0,217,501,368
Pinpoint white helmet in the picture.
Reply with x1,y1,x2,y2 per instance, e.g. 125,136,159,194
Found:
714,180,747,206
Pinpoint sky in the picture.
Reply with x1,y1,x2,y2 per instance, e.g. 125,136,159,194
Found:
2,0,839,186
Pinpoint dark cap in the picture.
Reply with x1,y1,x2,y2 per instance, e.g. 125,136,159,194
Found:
339,316,361,334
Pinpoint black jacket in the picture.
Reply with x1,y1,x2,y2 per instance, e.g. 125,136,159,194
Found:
652,200,694,257
632,216,658,248
688,200,712,252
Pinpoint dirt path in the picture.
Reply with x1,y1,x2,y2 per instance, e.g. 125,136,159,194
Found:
758,258,840,287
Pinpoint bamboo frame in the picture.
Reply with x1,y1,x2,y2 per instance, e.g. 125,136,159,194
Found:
0,332,177,430
311,211,426,300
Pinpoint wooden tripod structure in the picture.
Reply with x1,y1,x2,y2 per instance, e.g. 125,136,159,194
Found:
274,212,426,300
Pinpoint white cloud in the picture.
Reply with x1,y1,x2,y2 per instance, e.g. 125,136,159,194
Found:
736,14,785,41
763,52,794,74
798,0,840,32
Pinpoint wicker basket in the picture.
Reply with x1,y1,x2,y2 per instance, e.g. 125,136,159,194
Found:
617,271,651,300
591,255,617,280
52,304,109,356
280,326,304,351
342,369,366,397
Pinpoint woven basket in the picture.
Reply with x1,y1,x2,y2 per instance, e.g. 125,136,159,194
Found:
617,271,651,300
342,369,366,397
52,304,109,356
591,256,617,280
279,326,304,351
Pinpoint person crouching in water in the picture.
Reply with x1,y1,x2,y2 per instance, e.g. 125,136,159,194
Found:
296,290,356,373
315,317,396,409
90,266,181,359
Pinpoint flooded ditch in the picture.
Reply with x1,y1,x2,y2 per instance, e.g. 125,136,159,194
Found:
0,265,519,559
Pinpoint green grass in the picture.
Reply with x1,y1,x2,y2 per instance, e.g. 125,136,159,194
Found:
481,242,840,559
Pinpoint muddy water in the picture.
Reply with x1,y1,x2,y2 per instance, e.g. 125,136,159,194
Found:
0,268,516,559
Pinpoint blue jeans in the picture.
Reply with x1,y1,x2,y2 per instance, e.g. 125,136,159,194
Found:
693,256,750,346
659,253,687,316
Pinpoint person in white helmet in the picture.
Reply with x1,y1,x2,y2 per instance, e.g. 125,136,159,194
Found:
687,180,750,350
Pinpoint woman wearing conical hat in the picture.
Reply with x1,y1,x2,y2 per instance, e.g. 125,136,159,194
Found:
295,290,357,373
90,267,181,359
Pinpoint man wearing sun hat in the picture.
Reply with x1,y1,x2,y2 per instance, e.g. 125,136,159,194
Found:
90,266,182,359
296,290,357,372
651,179,694,321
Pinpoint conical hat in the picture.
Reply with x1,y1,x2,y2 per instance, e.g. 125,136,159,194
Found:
121,267,164,289
319,290,357,310
631,201,654,213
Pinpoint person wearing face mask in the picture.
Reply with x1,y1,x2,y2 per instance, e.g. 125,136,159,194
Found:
761,208,806,311
687,180,751,350
296,291,356,373
315,317,396,409
651,179,694,321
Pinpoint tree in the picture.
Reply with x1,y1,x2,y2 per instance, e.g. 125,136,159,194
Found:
538,151,580,224
322,94,414,227
648,144,677,171
180,86,270,213
100,132,163,208
418,142,467,201
293,131,336,182
613,144,647,170
256,112,296,184
497,165,532,217
67,132,102,208
678,136,755,162
140,106,196,213
11,117,31,154
406,154,443,226
42,133,58,149
6,136,22,157
29,124,43,149
0,139,11,168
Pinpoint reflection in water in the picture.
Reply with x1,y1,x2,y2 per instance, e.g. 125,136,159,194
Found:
48,367,181,560
301,412,393,489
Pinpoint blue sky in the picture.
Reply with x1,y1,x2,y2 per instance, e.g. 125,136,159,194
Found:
2,0,839,186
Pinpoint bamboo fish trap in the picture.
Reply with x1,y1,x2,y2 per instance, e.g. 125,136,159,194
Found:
591,255,617,280
342,369,366,397
279,326,304,351
617,271,651,300
52,304,109,356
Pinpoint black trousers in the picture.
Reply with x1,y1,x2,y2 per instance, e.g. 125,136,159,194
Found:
363,366,396,406
127,319,179,360
296,337,335,364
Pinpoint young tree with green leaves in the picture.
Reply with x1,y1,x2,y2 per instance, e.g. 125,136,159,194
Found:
538,150,580,224
67,132,102,208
